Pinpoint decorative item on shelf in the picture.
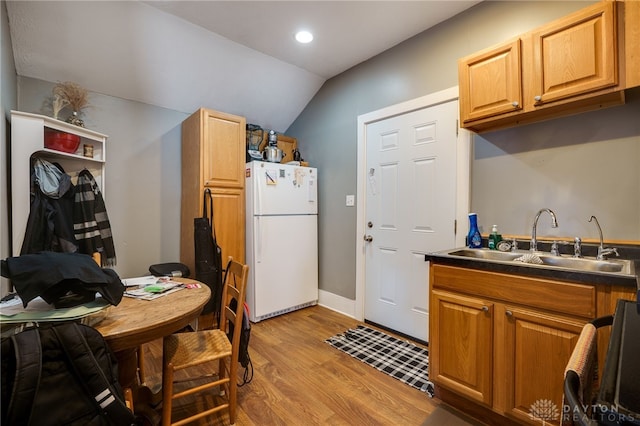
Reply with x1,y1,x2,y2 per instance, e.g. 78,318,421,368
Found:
44,128,81,154
83,144,94,158
53,81,89,127
51,93,69,121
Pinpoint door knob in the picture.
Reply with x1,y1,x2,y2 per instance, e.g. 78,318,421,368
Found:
364,235,373,242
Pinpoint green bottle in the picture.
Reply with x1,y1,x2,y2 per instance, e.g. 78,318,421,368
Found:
488,225,502,250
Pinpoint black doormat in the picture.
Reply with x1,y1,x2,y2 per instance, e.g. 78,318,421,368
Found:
325,325,434,397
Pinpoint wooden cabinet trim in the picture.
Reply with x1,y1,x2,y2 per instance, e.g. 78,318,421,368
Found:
432,264,596,319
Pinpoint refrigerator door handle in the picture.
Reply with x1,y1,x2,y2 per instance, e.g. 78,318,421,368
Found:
256,174,263,214
256,216,262,263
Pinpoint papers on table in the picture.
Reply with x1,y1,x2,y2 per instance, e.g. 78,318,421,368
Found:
123,276,184,300
121,276,158,287
0,295,110,323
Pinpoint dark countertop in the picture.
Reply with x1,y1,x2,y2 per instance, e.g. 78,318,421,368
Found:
426,249,640,288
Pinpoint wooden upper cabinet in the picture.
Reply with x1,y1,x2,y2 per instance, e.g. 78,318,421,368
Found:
529,1,617,106
459,1,629,132
201,110,246,188
459,39,523,123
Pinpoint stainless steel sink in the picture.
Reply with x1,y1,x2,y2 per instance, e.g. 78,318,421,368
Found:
442,248,635,276
536,255,632,274
448,249,522,262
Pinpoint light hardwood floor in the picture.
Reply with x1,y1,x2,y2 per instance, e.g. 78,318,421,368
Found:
140,305,440,425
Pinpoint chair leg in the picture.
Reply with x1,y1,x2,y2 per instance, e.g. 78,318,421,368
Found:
218,358,226,396
137,345,146,384
228,358,238,425
161,363,174,426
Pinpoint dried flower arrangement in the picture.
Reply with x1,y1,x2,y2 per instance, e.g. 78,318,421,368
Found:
53,81,89,127
51,93,69,120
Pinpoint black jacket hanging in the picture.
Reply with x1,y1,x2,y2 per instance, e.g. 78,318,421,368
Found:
21,158,78,255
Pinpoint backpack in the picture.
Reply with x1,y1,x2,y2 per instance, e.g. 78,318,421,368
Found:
1,322,136,426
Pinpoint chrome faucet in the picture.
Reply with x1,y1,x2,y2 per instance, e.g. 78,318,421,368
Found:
589,215,619,260
574,237,582,258
530,208,558,252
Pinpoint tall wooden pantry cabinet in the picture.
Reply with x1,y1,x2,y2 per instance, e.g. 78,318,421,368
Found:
180,108,246,279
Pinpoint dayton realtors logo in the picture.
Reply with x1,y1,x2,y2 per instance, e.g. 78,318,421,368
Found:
530,398,639,423
529,399,560,422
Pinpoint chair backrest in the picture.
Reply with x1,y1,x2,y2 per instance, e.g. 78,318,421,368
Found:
219,257,248,361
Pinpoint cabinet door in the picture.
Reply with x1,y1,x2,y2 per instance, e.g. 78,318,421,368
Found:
209,187,245,264
202,109,246,189
459,39,522,123
430,290,493,406
501,306,584,425
529,1,617,106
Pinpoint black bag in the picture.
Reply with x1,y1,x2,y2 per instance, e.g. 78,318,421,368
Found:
1,322,136,426
148,262,190,278
228,298,252,367
224,262,253,386
193,188,223,318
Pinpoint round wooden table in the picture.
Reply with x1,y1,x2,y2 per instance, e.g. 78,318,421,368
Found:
94,279,210,422
96,279,210,352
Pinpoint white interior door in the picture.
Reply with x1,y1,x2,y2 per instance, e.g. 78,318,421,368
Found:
363,100,458,342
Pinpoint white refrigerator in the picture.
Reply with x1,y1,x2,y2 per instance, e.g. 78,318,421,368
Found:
245,161,318,322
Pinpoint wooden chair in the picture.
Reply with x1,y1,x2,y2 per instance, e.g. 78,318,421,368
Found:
161,257,248,426
563,315,613,426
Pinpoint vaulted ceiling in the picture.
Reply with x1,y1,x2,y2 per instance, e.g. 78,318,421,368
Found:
6,1,480,131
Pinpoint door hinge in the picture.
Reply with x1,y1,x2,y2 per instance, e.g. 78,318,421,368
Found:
454,219,457,235
456,120,459,137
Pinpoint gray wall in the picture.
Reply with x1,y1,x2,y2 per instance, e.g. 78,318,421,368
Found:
286,0,640,300
2,0,17,296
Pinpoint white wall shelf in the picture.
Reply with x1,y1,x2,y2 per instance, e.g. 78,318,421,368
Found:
10,110,108,257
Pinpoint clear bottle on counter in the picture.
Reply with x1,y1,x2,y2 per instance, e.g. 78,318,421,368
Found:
488,224,502,250
467,213,482,248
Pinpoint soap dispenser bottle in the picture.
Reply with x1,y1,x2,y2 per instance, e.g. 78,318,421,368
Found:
467,213,482,248
488,225,502,250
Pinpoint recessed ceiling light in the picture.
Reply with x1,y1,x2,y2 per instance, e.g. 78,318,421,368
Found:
295,30,313,44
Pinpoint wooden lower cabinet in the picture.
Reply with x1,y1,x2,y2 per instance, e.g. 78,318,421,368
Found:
430,264,596,425
431,290,493,406
500,306,584,424
208,187,244,265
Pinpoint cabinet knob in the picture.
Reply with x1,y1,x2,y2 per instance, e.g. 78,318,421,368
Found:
534,95,542,102
511,101,519,108
482,306,489,313
505,310,513,317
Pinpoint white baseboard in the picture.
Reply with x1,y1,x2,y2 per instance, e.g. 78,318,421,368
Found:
317,289,358,320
